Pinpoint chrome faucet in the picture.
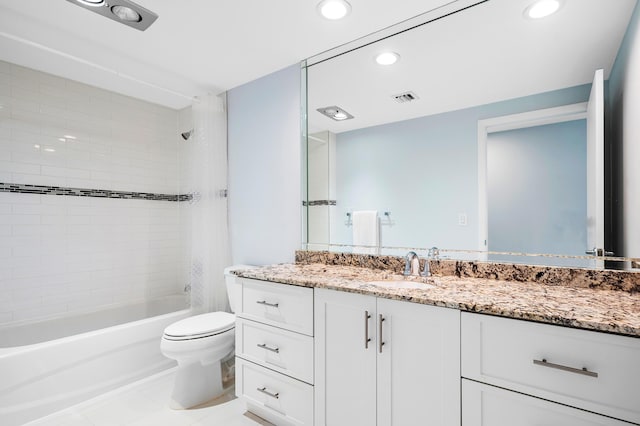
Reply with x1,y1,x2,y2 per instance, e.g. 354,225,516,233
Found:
403,251,431,277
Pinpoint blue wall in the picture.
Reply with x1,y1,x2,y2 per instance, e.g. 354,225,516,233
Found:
228,65,301,265
488,120,587,255
331,85,591,251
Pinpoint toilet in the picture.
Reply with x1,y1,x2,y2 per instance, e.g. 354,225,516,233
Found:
160,265,253,409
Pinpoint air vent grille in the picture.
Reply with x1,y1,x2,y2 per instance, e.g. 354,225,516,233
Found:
392,91,419,103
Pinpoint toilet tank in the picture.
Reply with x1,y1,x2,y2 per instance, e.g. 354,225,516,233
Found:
224,265,256,313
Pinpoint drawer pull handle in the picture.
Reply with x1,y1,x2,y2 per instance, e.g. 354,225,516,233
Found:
256,300,279,308
364,311,372,349
257,343,280,353
379,314,385,353
257,386,280,399
533,359,598,378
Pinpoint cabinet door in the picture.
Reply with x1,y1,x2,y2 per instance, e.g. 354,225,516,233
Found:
315,288,377,426
462,379,630,426
377,298,460,426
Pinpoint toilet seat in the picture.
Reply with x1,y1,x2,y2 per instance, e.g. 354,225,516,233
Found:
163,312,235,341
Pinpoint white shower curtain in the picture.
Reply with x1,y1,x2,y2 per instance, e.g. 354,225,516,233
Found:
187,93,231,313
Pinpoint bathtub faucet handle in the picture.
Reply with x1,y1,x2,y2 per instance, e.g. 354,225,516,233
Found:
183,284,191,293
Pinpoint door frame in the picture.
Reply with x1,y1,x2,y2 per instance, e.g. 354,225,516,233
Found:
477,102,588,252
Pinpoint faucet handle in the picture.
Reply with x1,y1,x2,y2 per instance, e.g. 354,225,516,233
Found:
428,246,439,259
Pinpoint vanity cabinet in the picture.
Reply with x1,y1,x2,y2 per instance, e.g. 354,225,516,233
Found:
235,278,314,426
314,288,460,426
461,312,640,425
462,379,630,426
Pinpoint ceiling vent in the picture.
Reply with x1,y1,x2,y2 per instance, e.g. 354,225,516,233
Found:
392,91,419,103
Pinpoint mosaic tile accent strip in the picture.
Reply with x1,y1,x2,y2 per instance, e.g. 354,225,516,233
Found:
302,200,337,206
0,182,193,202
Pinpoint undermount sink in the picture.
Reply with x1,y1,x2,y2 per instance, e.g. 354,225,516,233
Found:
367,279,435,290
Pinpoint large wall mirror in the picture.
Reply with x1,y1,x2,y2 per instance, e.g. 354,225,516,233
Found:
303,0,640,269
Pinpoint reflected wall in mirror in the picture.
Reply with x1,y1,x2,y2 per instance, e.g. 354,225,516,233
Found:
304,0,640,269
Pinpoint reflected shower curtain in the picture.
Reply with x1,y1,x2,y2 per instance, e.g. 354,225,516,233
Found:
187,94,231,313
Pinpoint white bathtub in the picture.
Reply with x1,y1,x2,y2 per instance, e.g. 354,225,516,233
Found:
0,295,191,426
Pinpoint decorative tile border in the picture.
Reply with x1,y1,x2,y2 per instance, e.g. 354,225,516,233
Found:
303,200,337,206
0,182,192,202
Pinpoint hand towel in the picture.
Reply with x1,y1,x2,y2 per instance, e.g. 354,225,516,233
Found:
353,210,379,254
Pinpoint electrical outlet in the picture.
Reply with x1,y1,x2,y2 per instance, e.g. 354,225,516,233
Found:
458,213,468,226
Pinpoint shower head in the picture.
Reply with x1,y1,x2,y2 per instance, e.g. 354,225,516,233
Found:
181,130,193,140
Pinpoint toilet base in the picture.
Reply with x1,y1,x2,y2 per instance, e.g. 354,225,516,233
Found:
169,360,224,410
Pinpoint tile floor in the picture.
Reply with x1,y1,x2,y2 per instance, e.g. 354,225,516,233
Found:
27,368,272,426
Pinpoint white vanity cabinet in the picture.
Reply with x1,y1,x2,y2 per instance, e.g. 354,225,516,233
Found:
235,278,315,426
314,287,460,426
461,312,640,425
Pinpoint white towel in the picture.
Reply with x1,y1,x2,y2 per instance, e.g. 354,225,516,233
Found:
352,210,379,255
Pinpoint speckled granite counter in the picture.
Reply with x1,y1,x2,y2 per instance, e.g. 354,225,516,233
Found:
233,263,640,338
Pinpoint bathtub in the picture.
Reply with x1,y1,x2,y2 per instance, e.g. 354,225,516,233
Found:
0,295,191,426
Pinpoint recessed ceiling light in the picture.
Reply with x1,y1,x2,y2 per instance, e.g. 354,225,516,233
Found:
76,0,105,7
65,0,157,31
525,0,562,19
111,5,142,22
317,106,354,121
317,0,352,20
375,52,400,66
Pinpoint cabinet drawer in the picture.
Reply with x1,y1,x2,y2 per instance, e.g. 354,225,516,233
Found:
236,358,313,426
461,313,640,424
462,380,630,426
236,318,314,384
238,278,314,336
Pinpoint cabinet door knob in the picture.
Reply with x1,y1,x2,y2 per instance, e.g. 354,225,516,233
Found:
533,358,598,378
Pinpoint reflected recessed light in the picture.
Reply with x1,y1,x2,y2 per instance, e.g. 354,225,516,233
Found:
34,144,41,149
111,5,142,22
44,148,56,153
76,0,105,7
58,138,66,142
63,134,77,140
525,0,561,19
317,0,352,20
375,52,400,66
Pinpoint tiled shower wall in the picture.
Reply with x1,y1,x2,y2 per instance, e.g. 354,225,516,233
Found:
0,60,188,325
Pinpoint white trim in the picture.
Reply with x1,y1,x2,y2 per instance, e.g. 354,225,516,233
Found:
477,102,588,252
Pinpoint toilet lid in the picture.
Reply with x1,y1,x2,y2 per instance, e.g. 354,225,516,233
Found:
163,312,235,339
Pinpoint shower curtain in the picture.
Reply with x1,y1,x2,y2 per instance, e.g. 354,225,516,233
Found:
187,93,231,313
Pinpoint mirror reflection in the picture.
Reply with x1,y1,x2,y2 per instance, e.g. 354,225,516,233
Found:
305,0,639,269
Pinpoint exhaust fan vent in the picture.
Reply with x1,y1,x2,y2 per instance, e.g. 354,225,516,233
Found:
392,91,419,103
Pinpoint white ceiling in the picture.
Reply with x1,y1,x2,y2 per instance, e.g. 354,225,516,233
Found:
0,0,465,109
308,0,637,134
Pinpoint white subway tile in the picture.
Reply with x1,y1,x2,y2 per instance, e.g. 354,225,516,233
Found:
11,224,41,236
12,173,64,187
0,160,40,174
0,192,41,204
13,303,68,322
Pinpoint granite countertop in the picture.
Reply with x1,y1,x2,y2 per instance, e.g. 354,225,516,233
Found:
234,263,640,338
